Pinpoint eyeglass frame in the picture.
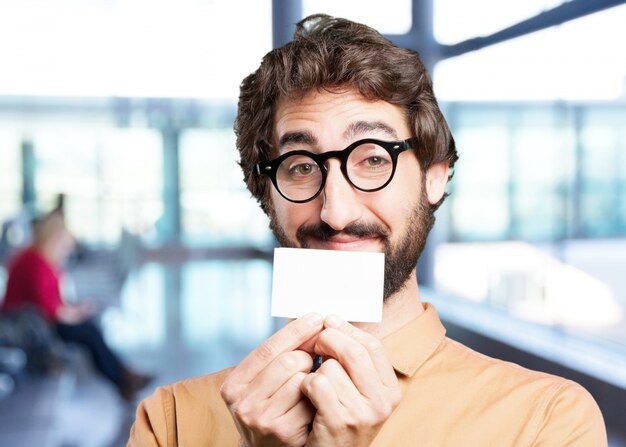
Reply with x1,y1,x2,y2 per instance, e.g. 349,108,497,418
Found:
255,137,419,203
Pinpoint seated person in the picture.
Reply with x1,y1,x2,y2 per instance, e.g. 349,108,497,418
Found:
1,209,151,402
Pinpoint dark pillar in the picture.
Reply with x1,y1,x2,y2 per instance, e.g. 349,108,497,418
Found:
507,110,519,239
164,265,183,346
405,0,441,288
20,139,36,211
572,106,584,239
272,0,302,48
387,0,440,72
161,127,181,243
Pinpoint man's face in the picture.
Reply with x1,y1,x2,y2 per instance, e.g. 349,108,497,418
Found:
267,89,439,299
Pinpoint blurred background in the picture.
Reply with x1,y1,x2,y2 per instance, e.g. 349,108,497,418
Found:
0,0,625,445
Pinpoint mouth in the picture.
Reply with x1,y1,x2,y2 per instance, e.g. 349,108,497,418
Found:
304,234,383,252
295,221,389,253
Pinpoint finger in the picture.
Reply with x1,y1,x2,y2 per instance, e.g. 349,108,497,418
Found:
324,315,398,389
301,371,344,416
246,354,311,414
274,398,315,446
229,313,323,384
314,324,397,397
263,371,309,418
316,358,362,408
296,331,321,355
314,329,381,398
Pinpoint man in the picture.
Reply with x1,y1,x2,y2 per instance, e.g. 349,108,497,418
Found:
128,14,606,446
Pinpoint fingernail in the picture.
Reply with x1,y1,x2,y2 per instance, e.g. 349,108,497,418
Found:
306,313,323,326
325,314,343,328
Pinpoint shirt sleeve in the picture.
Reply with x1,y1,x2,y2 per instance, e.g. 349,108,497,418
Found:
127,371,240,446
532,380,607,446
128,387,177,447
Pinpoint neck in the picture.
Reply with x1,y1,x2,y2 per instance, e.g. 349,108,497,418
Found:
353,270,424,339
33,242,59,267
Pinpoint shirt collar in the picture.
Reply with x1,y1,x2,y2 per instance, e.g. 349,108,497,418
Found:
381,302,446,377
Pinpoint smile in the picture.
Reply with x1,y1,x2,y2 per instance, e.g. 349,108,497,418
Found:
305,234,383,252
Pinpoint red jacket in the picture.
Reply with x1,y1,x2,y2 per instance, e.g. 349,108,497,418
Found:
1,248,64,321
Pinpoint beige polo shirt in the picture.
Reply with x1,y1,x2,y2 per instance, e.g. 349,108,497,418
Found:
128,303,607,446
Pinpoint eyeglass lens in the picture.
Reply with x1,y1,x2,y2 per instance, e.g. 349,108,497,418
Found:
275,142,394,201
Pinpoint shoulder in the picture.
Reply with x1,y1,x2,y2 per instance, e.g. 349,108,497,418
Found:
440,336,564,386
7,248,33,269
531,375,607,445
436,337,607,444
438,336,593,403
9,248,51,273
165,366,234,399
129,367,239,447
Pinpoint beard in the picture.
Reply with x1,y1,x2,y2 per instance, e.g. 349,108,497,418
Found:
268,188,435,300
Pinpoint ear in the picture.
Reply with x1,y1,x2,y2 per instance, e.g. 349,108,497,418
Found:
425,162,449,205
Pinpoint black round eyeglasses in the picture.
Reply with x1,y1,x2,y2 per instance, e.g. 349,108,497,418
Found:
255,137,418,203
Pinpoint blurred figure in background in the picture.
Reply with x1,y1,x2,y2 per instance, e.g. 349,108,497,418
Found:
1,208,151,402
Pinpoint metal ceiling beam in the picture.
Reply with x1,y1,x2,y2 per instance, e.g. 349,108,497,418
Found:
440,0,626,59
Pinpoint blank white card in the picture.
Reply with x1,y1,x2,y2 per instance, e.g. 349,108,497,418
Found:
271,247,384,322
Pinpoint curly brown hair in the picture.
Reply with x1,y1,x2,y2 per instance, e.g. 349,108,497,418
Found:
235,14,458,215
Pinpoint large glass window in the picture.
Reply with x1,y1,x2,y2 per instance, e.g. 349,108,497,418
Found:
434,4,626,101
104,262,166,351
447,103,625,242
447,107,511,240
34,126,162,244
0,129,21,223
510,107,575,240
180,129,273,247
181,260,272,347
0,0,272,99
434,3,626,349
580,108,626,237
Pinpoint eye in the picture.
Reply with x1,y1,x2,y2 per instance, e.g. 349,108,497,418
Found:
289,163,316,176
282,154,320,179
364,156,387,167
350,144,392,171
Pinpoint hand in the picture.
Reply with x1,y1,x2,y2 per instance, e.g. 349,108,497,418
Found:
56,302,95,324
76,300,97,316
301,316,402,447
221,313,324,447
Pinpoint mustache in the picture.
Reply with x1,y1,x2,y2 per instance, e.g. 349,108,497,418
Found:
296,221,390,247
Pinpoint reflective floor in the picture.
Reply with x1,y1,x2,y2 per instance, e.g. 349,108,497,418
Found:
1,256,625,446
0,259,276,447
435,239,626,348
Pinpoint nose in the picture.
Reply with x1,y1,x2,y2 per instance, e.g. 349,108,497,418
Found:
319,161,363,231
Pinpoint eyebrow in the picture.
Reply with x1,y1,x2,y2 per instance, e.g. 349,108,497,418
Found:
276,120,399,152
278,131,318,150
344,120,398,140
